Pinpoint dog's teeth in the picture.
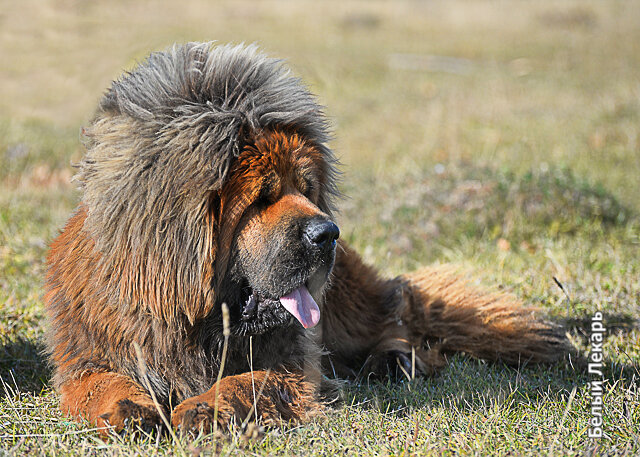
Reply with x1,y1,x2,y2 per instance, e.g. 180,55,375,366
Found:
243,293,257,315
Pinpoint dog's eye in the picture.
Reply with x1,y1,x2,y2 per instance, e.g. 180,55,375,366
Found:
296,176,313,198
256,192,273,207
304,182,315,199
256,177,279,207
301,179,318,202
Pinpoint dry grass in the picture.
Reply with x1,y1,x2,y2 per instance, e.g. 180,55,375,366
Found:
1,0,639,455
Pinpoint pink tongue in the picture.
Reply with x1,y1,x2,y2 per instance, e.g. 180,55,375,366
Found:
279,286,320,329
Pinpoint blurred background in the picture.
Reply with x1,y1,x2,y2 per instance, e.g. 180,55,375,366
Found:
3,0,639,183
0,1,639,452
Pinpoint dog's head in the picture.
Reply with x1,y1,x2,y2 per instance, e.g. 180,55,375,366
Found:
217,130,339,335
76,43,340,331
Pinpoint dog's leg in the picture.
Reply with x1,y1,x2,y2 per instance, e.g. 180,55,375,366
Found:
170,370,320,433
322,241,568,379
321,241,435,378
59,371,163,437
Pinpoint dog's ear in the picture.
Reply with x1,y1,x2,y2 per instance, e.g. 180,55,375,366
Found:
213,163,262,294
187,193,220,325
77,115,221,325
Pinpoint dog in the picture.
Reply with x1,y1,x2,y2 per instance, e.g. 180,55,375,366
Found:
44,42,567,436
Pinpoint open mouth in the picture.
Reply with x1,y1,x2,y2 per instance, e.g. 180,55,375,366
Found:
241,284,320,329
278,286,320,329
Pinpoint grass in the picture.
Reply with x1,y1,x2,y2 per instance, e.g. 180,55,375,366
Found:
1,0,639,455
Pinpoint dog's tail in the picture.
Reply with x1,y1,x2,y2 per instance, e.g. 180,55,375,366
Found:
400,267,570,366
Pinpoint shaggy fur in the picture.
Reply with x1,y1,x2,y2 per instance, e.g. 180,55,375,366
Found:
45,42,568,437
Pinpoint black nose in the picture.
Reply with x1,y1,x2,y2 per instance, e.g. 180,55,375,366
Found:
303,218,340,250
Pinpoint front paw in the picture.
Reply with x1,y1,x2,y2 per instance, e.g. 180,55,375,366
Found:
171,401,219,435
171,396,242,435
172,372,317,435
98,399,163,436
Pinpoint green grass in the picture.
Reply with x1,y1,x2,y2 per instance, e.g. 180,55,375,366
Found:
1,0,639,455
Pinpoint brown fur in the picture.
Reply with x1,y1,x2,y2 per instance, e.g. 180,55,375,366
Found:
60,372,161,433
44,43,568,438
323,242,565,379
171,370,319,431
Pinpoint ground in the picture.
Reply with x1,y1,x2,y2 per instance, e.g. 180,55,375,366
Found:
0,0,638,455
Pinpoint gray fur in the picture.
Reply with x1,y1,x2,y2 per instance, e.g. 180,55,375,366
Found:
75,42,338,322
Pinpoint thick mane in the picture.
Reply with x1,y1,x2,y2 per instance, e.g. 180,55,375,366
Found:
98,42,334,179
74,42,337,323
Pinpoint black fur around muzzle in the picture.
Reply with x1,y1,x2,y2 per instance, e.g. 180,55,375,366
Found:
226,213,339,336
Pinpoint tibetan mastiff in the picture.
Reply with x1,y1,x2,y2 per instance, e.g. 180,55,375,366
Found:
45,42,567,436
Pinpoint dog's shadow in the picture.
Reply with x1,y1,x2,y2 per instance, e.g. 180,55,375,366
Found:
562,312,638,339
0,337,50,398
339,359,575,420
